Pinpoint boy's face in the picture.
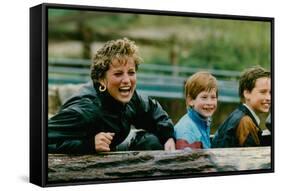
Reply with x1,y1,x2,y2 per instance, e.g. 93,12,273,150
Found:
244,77,271,114
188,89,217,118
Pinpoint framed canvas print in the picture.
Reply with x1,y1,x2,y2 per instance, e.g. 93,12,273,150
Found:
30,3,274,187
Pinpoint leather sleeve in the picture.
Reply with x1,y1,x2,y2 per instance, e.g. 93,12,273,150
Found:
132,92,175,145
48,98,96,154
236,116,260,146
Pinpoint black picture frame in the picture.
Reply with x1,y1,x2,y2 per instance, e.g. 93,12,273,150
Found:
30,3,274,187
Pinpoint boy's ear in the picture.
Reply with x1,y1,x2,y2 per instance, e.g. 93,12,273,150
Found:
187,96,194,107
243,89,251,101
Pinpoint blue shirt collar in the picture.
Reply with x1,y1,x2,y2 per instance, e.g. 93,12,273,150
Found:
187,108,211,128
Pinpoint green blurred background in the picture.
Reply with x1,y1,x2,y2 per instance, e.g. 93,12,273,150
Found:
48,8,271,133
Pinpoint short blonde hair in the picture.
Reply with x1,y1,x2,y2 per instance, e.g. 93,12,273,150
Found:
90,38,142,82
185,71,218,107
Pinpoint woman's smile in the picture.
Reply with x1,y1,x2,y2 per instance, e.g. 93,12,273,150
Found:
100,57,137,103
119,86,132,96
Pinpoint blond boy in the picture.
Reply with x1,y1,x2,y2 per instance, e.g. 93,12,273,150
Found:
174,72,218,149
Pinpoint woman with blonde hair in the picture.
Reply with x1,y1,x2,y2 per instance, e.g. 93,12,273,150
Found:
48,38,175,153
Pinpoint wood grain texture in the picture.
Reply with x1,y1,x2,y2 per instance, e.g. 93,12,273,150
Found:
48,147,271,182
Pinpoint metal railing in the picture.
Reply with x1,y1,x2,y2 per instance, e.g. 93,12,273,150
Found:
48,58,240,102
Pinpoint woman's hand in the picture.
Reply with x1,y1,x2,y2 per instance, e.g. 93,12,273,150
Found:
164,138,176,151
94,132,115,152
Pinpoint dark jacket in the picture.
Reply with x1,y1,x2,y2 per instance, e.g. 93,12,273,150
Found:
48,82,174,153
211,104,262,148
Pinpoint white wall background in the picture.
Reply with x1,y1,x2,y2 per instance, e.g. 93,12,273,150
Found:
0,0,279,190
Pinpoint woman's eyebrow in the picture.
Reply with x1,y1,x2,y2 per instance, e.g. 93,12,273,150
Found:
111,68,123,72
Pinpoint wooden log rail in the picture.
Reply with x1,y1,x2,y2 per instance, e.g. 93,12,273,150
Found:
48,147,271,183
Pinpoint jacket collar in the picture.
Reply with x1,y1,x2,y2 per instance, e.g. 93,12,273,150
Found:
242,104,260,126
93,82,127,112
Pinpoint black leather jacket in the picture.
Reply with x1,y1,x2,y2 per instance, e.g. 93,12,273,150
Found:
48,82,174,153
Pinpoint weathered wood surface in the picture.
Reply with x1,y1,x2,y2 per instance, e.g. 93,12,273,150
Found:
48,147,271,182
